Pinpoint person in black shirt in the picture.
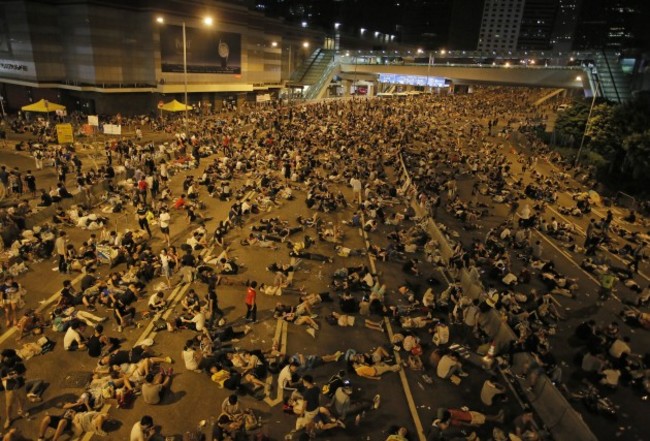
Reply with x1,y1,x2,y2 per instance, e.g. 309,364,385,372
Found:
86,324,120,358
24,170,36,197
181,249,196,267
136,203,152,238
1,356,28,428
38,189,52,207
206,284,224,327
300,375,320,433
80,267,99,292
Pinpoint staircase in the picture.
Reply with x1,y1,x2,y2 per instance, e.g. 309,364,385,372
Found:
303,60,339,101
289,49,335,86
593,51,631,103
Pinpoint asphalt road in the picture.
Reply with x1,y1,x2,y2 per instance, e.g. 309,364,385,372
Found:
0,92,647,441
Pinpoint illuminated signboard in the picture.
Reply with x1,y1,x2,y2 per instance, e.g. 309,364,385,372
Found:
379,73,447,87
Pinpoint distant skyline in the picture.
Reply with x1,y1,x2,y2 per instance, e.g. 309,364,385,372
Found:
249,0,650,51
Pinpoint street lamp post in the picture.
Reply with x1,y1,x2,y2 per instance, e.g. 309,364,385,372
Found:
157,15,212,131
575,89,598,168
426,52,434,93
182,21,188,127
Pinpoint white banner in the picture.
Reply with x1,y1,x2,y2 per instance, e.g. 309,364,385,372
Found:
88,115,99,126
256,93,271,103
103,124,122,135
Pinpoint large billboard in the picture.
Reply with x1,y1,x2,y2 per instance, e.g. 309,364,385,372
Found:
160,25,241,74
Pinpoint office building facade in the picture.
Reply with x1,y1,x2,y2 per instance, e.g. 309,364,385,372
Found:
0,0,325,114
477,0,526,52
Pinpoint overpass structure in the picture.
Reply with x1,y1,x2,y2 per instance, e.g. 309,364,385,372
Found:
293,50,631,104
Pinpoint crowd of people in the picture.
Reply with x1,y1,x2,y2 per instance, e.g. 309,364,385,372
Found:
0,86,646,441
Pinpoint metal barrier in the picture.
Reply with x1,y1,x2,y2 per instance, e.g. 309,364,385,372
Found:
615,191,636,210
397,152,598,441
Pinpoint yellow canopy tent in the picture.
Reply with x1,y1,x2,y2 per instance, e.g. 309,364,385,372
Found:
21,99,66,113
160,99,193,112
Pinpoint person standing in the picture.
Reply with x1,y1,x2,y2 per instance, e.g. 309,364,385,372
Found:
1,355,28,430
349,175,362,202
207,282,224,327
137,177,148,204
245,281,257,323
629,242,646,274
24,170,36,198
33,149,44,170
136,203,152,238
55,231,68,273
159,206,171,246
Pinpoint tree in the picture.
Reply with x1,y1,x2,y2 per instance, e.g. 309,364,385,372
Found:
621,130,650,183
585,103,623,161
554,100,589,147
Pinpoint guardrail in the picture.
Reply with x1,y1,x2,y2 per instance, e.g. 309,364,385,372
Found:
396,152,598,441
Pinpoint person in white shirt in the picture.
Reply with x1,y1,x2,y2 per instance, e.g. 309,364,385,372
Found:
277,361,300,394
437,353,468,379
159,248,172,288
130,415,154,441
350,176,362,199
431,320,450,346
609,336,632,359
159,207,171,246
63,321,85,351
182,340,202,372
148,291,166,312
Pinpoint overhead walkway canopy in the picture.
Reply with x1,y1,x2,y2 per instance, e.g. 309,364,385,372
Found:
338,63,584,89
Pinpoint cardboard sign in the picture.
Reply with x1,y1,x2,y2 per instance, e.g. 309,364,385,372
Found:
103,124,122,135
56,123,74,144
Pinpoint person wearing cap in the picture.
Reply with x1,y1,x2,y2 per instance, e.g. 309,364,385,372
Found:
332,380,377,420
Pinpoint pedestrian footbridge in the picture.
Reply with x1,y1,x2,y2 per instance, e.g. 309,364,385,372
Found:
293,49,630,104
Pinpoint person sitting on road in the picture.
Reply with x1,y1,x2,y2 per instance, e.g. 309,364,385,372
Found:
436,352,469,379
141,371,172,405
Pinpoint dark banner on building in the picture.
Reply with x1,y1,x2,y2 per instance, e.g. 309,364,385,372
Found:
160,25,241,74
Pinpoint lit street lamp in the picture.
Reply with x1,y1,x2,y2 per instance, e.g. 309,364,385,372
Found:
157,15,213,127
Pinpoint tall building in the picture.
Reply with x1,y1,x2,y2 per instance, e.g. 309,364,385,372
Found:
448,0,485,50
572,0,648,50
551,0,582,52
477,0,526,52
517,0,558,50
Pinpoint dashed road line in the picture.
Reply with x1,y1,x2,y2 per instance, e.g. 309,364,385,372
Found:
0,272,85,345
357,191,427,441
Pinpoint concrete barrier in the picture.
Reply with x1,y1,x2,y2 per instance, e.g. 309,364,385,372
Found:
397,152,597,441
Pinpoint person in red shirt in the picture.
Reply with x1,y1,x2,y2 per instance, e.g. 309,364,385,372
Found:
173,193,186,210
245,281,257,323
137,177,148,204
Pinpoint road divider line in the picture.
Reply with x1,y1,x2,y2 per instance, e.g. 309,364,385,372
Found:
533,231,624,302
0,272,85,345
264,319,287,407
546,204,650,283
356,192,427,441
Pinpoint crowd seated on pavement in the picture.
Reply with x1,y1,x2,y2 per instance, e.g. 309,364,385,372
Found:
0,88,647,441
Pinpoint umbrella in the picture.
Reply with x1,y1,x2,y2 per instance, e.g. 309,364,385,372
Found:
160,99,193,112
21,99,66,113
